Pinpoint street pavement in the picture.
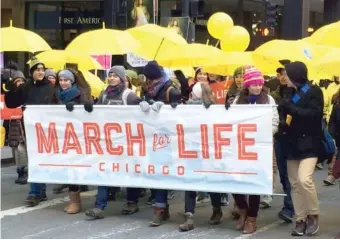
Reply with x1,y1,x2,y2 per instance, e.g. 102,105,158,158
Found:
1,165,339,239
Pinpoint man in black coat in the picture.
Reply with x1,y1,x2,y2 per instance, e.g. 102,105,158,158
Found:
279,61,323,237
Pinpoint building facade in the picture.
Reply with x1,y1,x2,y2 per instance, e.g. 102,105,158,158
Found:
1,0,340,58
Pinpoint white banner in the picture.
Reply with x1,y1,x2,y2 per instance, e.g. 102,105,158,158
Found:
24,105,273,195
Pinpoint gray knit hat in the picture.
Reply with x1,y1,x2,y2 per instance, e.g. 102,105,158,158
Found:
11,70,25,82
45,69,56,79
58,69,75,84
109,65,126,82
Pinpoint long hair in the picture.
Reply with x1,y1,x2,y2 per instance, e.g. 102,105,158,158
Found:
56,68,92,103
332,88,340,104
236,87,269,105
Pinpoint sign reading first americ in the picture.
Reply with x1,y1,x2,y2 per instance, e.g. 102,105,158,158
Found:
24,105,273,195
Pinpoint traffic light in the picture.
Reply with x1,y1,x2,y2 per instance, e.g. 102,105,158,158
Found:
265,1,278,27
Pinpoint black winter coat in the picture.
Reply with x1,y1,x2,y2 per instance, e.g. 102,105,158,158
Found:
5,77,57,108
280,85,324,160
329,102,340,147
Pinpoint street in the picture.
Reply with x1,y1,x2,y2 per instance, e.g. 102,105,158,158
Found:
1,165,339,239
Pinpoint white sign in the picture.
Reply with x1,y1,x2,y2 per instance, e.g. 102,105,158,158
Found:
126,53,149,67
24,105,273,195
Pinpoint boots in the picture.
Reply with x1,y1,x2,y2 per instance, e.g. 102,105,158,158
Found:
231,202,240,220
53,184,68,194
243,217,257,234
209,207,223,225
15,167,27,185
149,206,165,227
121,202,139,215
235,209,247,230
179,212,194,232
65,191,81,214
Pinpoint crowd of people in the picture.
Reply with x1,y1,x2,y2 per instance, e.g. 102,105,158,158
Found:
1,57,340,237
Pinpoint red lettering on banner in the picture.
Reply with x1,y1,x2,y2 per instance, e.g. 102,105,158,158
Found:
148,165,155,174
177,166,185,175
104,123,123,155
99,162,105,171
62,123,82,154
162,165,169,175
135,164,141,173
125,123,146,156
36,123,59,154
213,124,232,159
84,123,103,154
238,124,258,160
176,124,198,159
112,163,119,171
200,124,209,159
153,134,171,151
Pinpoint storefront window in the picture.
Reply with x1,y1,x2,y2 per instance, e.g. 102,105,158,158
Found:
26,1,104,49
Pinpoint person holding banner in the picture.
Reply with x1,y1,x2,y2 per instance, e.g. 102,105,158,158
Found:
280,62,323,236
4,57,59,207
85,66,142,220
139,61,181,227
57,68,93,214
178,82,224,232
232,65,279,234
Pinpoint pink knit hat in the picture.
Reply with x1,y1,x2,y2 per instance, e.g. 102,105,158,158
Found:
243,65,264,88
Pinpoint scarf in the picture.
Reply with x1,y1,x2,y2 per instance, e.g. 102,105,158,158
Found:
105,83,125,98
248,95,258,104
58,84,81,104
147,77,169,97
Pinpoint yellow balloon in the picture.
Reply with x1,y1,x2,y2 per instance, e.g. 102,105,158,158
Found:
207,12,234,39
220,26,250,52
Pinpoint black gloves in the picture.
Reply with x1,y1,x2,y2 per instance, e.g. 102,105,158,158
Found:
203,101,212,109
66,102,75,112
225,102,231,110
84,102,93,113
170,102,178,109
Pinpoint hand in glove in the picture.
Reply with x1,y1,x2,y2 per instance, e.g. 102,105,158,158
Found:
170,102,178,109
151,101,164,112
66,102,75,112
84,102,93,113
139,101,151,112
203,101,212,109
225,102,231,110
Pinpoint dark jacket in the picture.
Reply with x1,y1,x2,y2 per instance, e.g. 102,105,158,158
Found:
281,62,324,160
5,77,57,108
329,102,340,147
144,81,181,104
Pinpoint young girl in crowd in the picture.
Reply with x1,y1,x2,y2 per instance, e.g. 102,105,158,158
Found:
232,65,279,234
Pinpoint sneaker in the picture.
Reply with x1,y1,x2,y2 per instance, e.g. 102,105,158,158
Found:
85,208,104,220
196,195,210,204
25,196,46,207
221,194,229,206
316,163,323,170
278,210,293,223
291,220,307,236
306,215,319,236
167,191,175,200
260,195,273,209
323,175,336,186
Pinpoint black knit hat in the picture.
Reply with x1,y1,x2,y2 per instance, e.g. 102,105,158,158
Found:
285,61,308,87
143,61,162,80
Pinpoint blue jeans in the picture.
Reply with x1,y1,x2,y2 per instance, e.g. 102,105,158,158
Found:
95,187,140,210
154,190,168,208
274,138,295,217
28,183,46,198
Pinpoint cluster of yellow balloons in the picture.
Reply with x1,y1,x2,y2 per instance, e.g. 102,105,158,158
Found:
207,12,250,52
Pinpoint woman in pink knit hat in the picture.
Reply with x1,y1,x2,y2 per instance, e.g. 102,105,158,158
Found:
232,65,279,234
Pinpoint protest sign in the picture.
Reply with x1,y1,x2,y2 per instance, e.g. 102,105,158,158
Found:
0,94,23,120
24,105,273,195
